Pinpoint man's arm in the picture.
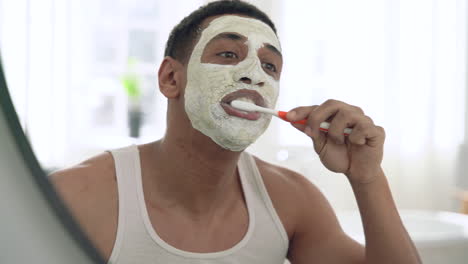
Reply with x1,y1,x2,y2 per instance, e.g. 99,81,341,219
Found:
350,168,422,263
285,99,421,264
286,171,365,264
286,169,421,264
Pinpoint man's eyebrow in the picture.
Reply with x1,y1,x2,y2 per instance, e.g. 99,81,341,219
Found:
210,33,282,57
212,33,244,41
265,44,282,58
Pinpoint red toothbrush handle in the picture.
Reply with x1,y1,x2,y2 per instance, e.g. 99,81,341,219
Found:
278,111,351,136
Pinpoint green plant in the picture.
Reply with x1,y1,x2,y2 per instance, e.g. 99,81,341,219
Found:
120,57,141,99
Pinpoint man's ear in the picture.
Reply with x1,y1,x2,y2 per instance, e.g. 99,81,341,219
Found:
158,56,184,98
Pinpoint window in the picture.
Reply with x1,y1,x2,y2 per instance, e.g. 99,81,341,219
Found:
0,0,203,168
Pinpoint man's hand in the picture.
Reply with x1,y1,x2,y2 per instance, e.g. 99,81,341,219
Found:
286,99,386,184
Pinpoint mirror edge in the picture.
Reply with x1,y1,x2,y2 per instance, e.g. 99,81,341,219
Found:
0,56,105,263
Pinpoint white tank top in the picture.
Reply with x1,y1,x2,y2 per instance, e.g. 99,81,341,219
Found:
107,145,289,264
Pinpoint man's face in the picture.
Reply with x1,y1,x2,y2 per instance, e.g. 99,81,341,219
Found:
184,15,282,151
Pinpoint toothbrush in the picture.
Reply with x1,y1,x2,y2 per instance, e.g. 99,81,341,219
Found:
231,100,353,136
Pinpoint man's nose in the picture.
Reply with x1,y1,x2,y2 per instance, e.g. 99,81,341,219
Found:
233,56,266,87
239,77,264,87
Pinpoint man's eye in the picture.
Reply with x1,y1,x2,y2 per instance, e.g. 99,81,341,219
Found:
262,62,277,73
217,51,238,59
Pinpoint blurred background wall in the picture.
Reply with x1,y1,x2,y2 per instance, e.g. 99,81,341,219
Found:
0,0,467,213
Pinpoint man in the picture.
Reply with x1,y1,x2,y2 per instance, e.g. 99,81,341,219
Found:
51,1,422,263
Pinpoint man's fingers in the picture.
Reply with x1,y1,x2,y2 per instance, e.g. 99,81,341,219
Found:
348,122,385,147
291,121,320,141
306,101,358,138
291,123,316,139
290,122,306,132
327,111,362,144
291,122,328,155
286,106,318,122
287,100,381,147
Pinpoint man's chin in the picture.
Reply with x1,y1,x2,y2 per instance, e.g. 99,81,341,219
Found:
189,110,270,151
210,127,266,151
211,135,255,152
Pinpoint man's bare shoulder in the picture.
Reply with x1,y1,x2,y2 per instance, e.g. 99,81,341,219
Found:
48,151,118,219
252,155,327,240
252,155,340,225
49,151,116,193
48,152,118,258
252,155,321,201
252,155,361,263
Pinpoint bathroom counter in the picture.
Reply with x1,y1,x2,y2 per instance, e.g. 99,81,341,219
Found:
337,210,468,263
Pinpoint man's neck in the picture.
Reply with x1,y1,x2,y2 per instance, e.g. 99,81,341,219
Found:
143,128,244,219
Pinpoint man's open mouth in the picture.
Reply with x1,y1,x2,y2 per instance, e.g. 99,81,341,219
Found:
220,89,266,121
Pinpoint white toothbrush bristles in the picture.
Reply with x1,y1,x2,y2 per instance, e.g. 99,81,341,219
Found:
230,100,277,115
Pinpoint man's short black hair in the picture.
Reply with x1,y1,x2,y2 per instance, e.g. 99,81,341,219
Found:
164,0,277,64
